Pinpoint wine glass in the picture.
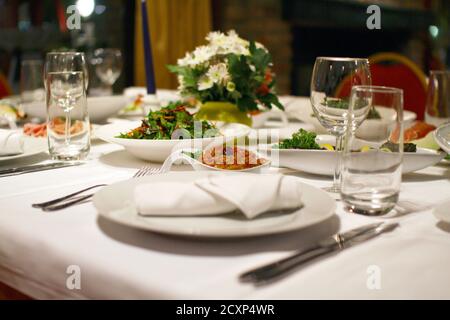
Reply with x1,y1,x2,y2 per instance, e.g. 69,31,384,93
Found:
91,48,123,95
44,52,90,160
310,57,371,193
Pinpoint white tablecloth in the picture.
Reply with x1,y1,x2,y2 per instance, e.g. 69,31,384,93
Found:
1,141,450,299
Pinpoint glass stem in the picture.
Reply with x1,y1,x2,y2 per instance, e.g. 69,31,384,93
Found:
64,110,71,146
333,134,344,191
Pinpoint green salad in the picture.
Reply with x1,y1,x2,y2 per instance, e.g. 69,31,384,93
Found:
117,101,218,140
275,129,322,150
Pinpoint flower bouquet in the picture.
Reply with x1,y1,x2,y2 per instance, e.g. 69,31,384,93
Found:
168,30,283,125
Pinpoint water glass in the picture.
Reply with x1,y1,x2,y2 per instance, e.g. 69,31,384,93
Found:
341,86,404,216
45,52,90,160
425,70,450,126
46,71,90,160
310,57,372,192
20,60,45,103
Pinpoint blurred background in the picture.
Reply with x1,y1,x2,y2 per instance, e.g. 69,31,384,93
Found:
0,0,448,97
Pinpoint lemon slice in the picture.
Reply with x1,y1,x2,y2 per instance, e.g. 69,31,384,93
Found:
0,104,17,118
320,143,334,151
195,101,252,126
360,145,371,152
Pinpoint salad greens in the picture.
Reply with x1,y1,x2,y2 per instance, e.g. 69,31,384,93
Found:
276,129,321,150
117,101,218,140
381,141,417,153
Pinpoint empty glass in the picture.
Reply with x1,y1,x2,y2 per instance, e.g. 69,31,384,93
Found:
310,57,372,192
425,70,450,126
45,52,90,160
20,60,45,103
91,48,123,95
341,86,404,216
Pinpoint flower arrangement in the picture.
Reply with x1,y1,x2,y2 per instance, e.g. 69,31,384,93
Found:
168,30,283,113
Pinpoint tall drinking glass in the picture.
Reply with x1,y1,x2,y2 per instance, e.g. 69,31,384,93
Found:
341,86,404,216
45,52,90,160
310,57,371,192
425,70,450,126
21,60,45,103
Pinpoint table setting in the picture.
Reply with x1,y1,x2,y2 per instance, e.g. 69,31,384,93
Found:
1,24,450,301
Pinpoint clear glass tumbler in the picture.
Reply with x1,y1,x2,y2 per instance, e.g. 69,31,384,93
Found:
425,70,450,127
46,71,90,160
20,59,45,103
341,86,404,216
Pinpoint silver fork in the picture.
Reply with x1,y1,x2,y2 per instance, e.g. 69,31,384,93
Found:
32,165,166,212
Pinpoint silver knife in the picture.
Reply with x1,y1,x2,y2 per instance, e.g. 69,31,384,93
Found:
240,222,399,284
0,162,84,177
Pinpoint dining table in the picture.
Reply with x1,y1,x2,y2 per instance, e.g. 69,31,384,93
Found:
1,115,450,300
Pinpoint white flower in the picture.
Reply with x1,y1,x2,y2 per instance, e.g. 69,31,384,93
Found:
207,63,230,84
177,75,186,92
177,53,194,67
191,45,214,66
205,30,251,56
198,76,214,91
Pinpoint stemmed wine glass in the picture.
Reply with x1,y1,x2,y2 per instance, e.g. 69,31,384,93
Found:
91,48,123,95
310,57,372,193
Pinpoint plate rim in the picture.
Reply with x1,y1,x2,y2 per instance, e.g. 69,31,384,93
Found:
0,136,47,162
434,124,450,154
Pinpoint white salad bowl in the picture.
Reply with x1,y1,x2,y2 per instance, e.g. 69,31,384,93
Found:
96,121,251,163
265,135,446,176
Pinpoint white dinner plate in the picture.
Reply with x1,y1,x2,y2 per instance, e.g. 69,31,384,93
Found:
0,137,47,162
23,96,127,124
266,135,446,176
96,121,251,163
433,199,450,224
93,171,336,238
434,123,450,154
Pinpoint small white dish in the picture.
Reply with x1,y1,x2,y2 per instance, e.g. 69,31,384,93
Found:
267,135,446,176
92,171,336,238
434,123,450,154
96,121,251,163
178,149,271,173
23,95,127,123
433,199,450,224
252,109,288,128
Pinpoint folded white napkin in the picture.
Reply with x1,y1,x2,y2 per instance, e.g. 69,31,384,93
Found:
0,130,24,156
134,174,303,219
